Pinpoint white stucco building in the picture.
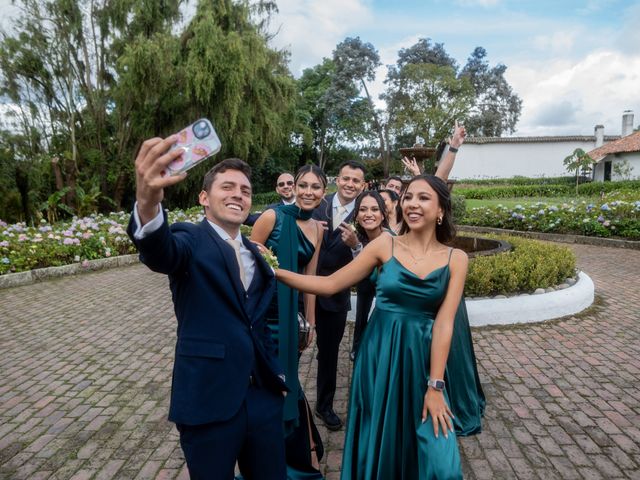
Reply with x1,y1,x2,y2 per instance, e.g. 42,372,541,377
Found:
448,112,636,180
589,112,640,181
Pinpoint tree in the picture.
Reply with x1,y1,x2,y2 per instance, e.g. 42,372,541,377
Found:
296,58,365,170
0,0,297,219
332,37,389,174
384,63,475,151
460,47,522,136
564,148,595,193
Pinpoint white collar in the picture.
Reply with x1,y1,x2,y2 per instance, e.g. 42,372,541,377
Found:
332,194,355,212
207,219,242,243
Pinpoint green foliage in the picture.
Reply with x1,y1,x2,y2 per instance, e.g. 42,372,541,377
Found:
612,159,636,180
0,0,296,223
384,63,475,148
563,148,596,193
576,179,640,195
459,47,522,137
455,176,576,186
456,184,572,199
463,194,640,239
465,235,576,297
451,194,466,222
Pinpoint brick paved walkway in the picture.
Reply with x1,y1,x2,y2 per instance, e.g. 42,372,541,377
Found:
1,244,639,479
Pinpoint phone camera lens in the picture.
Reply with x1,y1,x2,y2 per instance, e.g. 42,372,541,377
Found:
193,120,211,139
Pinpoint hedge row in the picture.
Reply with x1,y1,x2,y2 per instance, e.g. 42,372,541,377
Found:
464,234,576,297
455,176,576,186
575,180,640,195
455,184,572,199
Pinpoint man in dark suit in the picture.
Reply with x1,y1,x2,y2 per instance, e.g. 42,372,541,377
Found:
312,160,366,430
244,171,296,226
127,136,287,479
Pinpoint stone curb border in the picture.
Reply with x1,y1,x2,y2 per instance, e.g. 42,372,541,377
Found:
458,225,640,250
0,255,140,290
348,271,594,327
465,271,594,327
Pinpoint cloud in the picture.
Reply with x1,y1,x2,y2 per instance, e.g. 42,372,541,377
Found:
532,31,579,55
532,100,579,127
506,50,640,136
268,0,373,76
454,0,501,6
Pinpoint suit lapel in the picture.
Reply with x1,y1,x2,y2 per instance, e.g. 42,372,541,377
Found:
242,236,274,324
200,221,248,319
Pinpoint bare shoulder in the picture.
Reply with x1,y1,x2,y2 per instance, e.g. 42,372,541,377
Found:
254,208,276,227
449,248,469,270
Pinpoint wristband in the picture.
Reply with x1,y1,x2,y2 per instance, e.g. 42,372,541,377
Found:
448,146,459,153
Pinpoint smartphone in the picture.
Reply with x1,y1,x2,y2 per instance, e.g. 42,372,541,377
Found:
164,118,222,176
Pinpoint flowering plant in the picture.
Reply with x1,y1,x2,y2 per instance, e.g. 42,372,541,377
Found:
260,247,280,270
463,192,640,240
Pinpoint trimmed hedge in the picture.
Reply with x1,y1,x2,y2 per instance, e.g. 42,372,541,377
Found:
464,234,576,297
455,176,576,186
576,180,640,195
456,184,572,199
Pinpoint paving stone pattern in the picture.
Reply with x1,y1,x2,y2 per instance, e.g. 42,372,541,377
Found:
0,244,638,479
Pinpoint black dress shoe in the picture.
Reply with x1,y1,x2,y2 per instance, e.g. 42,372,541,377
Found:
315,408,343,431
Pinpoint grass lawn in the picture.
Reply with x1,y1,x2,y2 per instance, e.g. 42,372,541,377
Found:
465,196,601,209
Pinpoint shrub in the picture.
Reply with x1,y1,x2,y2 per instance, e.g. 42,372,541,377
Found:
252,191,281,208
464,234,576,297
455,176,576,186
463,194,640,240
576,180,640,195
451,194,466,222
456,184,572,199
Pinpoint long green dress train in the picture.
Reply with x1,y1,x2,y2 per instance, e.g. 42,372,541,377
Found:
265,206,324,480
446,299,485,436
341,245,463,480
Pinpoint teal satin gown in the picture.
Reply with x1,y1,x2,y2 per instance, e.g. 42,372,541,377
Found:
341,248,464,480
446,299,485,436
265,208,325,480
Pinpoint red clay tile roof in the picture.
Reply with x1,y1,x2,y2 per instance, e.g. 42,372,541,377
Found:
587,131,640,162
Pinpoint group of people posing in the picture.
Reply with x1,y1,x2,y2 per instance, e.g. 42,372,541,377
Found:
128,122,485,479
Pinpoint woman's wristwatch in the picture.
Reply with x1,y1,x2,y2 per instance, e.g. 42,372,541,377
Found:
428,378,445,391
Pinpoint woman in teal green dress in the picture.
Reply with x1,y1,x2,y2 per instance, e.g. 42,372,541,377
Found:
251,165,327,479
277,175,471,479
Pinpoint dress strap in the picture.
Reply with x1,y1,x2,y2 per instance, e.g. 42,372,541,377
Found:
447,247,454,265
391,236,395,257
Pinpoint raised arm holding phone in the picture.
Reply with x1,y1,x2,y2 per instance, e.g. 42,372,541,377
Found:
128,130,287,480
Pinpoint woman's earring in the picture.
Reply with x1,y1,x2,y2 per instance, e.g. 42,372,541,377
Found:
437,216,443,225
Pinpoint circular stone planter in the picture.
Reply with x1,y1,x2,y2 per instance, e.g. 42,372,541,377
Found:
465,271,594,327
348,271,594,326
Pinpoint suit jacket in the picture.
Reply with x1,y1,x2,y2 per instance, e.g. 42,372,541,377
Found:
127,213,286,426
312,193,356,312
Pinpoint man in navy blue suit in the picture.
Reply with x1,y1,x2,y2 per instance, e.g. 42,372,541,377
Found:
312,160,366,430
127,136,287,479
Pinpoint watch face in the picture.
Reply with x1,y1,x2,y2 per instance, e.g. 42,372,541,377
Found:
435,380,445,389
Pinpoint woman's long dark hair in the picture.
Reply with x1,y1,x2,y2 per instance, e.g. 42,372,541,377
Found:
294,164,327,188
352,191,389,243
399,175,455,244
379,189,402,226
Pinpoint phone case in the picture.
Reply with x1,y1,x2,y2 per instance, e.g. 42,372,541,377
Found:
165,118,222,176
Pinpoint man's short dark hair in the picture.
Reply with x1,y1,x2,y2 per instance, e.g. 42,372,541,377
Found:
386,175,402,184
202,158,252,192
337,160,366,176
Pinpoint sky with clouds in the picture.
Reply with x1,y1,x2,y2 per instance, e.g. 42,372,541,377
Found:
266,0,640,137
1,0,638,138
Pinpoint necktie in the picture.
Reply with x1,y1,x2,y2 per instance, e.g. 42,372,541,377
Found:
227,239,249,290
333,205,347,230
